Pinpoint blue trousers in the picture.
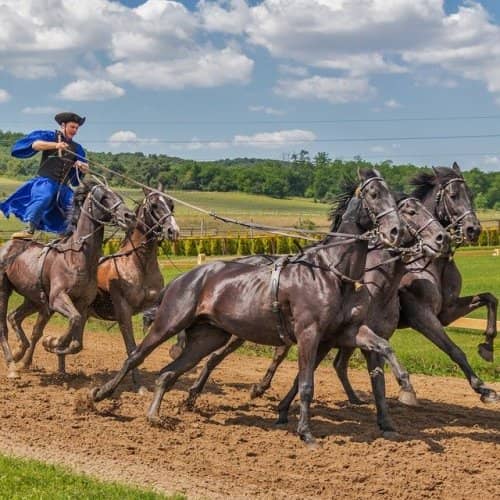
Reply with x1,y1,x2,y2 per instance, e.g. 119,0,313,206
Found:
0,176,73,234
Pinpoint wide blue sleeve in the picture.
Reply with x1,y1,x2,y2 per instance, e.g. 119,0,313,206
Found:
68,142,87,186
11,130,56,158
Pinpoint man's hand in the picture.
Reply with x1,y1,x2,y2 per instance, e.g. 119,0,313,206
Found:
74,160,89,173
55,141,69,150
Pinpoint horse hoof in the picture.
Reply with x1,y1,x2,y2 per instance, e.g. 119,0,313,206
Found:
89,387,102,402
249,385,264,399
348,395,368,405
12,350,25,363
398,389,419,407
300,433,318,448
382,430,401,440
42,336,55,351
137,386,149,396
478,343,494,363
480,389,498,404
147,414,162,427
7,369,20,380
274,415,288,426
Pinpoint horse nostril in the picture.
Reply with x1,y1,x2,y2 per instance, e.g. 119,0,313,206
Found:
390,226,399,242
436,233,444,243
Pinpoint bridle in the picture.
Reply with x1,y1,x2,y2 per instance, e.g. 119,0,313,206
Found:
139,192,174,239
354,176,399,245
80,185,127,227
435,177,475,245
397,197,442,255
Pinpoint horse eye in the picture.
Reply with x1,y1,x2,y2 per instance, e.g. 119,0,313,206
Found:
370,192,378,200
151,203,159,209
408,209,416,216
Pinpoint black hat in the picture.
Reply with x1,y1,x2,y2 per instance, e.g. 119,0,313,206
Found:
54,112,86,126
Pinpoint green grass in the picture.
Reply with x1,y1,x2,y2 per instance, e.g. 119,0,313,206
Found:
0,455,184,500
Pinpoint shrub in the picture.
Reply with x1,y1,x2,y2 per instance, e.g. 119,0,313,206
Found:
252,238,265,254
186,239,199,256
210,238,223,255
172,239,185,256
198,238,211,256
277,236,290,254
237,238,251,255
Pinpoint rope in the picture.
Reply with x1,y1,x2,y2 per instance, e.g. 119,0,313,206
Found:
63,149,373,243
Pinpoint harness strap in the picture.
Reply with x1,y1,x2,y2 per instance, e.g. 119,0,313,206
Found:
36,246,51,307
270,256,293,346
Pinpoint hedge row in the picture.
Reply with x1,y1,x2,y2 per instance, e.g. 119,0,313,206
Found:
101,229,500,256
102,236,312,256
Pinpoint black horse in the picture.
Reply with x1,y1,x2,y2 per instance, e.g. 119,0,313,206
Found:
91,168,409,444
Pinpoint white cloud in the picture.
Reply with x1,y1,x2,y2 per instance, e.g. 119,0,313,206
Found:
275,76,376,104
107,47,253,89
22,106,59,114
0,89,10,103
59,79,125,101
108,130,159,150
384,99,401,108
278,64,309,77
234,129,316,148
482,155,500,166
370,145,386,153
249,105,285,116
198,0,250,35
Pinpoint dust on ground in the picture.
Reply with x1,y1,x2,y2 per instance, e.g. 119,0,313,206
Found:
0,329,498,499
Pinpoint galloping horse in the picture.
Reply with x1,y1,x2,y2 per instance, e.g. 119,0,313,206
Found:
91,168,410,444
171,193,448,434
398,163,498,403
0,182,135,378
89,188,179,387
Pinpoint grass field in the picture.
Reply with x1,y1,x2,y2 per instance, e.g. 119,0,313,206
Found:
0,455,184,499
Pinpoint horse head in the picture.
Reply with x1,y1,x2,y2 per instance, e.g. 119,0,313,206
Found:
141,187,180,241
79,182,136,231
395,194,449,258
352,167,403,247
412,162,481,244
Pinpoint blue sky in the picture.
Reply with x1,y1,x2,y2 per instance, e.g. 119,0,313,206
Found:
1,0,500,171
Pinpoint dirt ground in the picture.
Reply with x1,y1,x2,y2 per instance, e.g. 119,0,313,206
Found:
0,328,498,499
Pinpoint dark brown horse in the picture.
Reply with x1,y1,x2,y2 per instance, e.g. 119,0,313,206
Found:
88,188,179,387
398,163,497,403
173,194,448,435
0,182,135,378
91,168,409,444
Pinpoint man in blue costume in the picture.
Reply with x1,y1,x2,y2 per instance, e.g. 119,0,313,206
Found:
0,112,89,239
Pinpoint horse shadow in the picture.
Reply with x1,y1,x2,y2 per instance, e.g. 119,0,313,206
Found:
217,396,500,448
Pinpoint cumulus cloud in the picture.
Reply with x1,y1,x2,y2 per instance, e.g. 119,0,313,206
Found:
108,130,159,150
107,47,253,89
275,76,376,104
234,129,316,148
0,89,10,103
384,99,401,108
198,0,250,35
59,79,125,101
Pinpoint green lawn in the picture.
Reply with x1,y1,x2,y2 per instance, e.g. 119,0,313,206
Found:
0,455,184,500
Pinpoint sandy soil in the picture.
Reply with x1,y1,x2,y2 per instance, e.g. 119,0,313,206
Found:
0,329,498,499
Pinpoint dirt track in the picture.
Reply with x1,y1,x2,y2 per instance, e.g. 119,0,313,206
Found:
0,328,498,499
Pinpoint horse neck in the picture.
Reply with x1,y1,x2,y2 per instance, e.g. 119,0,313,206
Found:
419,185,441,222
365,246,405,297
120,217,160,267
314,220,369,282
69,198,105,268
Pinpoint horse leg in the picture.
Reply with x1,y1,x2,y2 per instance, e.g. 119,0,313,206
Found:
250,345,290,399
18,310,53,369
7,299,39,362
276,340,332,425
109,285,144,391
147,326,231,424
0,273,17,379
333,346,367,405
185,334,244,410
169,330,187,360
361,350,396,435
344,325,416,406
42,294,85,371
91,282,199,402
438,294,498,362
403,303,497,403
295,330,324,445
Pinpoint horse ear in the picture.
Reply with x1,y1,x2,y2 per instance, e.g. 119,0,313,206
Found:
357,167,364,181
432,166,439,177
452,162,462,175
143,186,153,196
372,167,382,177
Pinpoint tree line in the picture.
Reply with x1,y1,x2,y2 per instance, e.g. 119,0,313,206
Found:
0,130,498,209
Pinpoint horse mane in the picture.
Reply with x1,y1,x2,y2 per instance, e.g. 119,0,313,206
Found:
67,180,100,230
328,168,381,232
410,167,461,201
